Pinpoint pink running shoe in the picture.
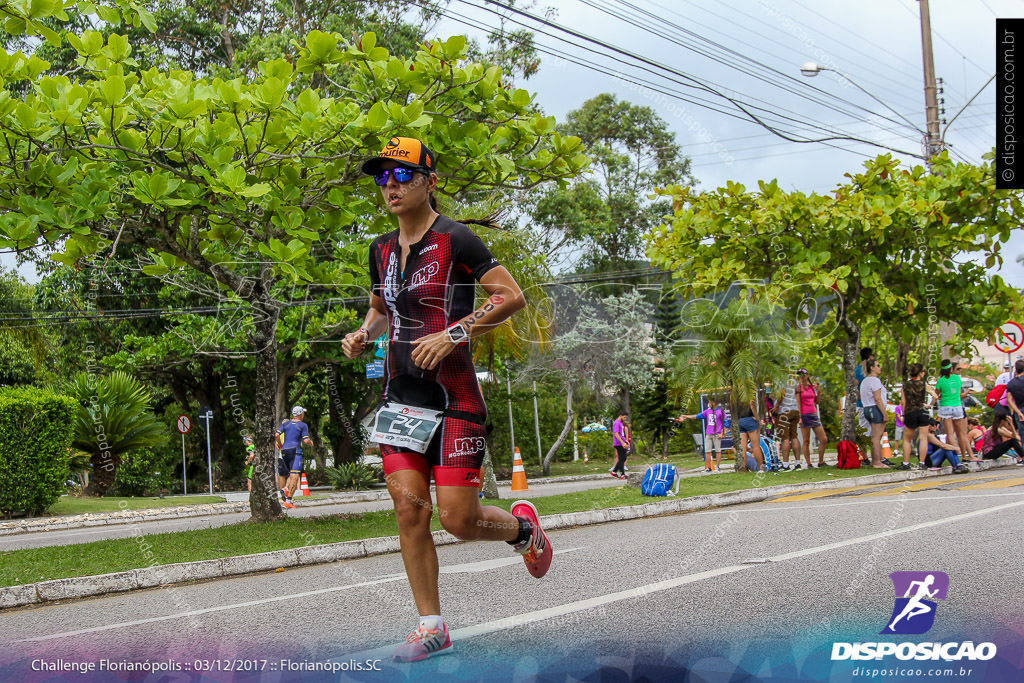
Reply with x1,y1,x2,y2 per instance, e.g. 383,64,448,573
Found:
510,500,552,578
392,623,452,662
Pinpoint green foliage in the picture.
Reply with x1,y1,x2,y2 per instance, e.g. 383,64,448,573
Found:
529,93,691,271
324,462,381,491
0,386,77,517
109,446,177,496
0,334,36,385
66,370,167,496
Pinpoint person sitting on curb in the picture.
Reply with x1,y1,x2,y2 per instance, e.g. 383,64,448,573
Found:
978,412,1024,464
923,419,969,474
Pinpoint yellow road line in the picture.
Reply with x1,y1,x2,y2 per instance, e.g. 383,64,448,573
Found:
854,478,976,497
770,484,890,502
956,476,1024,491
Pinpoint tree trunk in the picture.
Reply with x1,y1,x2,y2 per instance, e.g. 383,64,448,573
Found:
542,380,574,475
896,340,911,381
839,315,862,443
661,428,670,459
480,444,499,499
249,305,284,522
84,452,121,496
619,386,631,415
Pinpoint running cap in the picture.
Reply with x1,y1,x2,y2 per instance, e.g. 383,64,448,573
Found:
1004,361,1012,368
292,405,306,416
797,368,808,375
361,136,436,176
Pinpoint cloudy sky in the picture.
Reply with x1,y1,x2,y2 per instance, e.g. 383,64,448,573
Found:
433,0,1021,286
4,1,1019,289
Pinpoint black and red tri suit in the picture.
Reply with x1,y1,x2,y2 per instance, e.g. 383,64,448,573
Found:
368,215,499,486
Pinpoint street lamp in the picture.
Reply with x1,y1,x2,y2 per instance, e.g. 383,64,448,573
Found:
799,62,925,139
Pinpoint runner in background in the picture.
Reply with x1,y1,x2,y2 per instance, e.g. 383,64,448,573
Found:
243,436,255,492
275,406,312,509
342,137,551,663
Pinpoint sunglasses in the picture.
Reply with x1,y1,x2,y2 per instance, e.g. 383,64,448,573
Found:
373,167,425,186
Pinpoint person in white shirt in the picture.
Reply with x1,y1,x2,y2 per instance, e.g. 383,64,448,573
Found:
996,362,1012,387
859,359,889,468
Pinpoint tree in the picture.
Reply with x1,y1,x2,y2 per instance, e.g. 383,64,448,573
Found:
528,93,692,272
0,16,587,520
649,153,1023,442
668,298,793,471
533,289,655,474
67,370,167,496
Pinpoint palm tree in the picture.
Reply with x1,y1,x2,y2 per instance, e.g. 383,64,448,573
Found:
669,297,793,471
67,371,167,496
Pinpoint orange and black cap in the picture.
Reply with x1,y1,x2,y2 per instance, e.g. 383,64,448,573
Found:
361,136,437,175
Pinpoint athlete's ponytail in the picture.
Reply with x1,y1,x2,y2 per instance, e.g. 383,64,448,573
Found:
428,191,504,230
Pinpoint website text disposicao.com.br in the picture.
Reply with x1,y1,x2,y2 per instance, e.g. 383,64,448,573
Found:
851,665,979,679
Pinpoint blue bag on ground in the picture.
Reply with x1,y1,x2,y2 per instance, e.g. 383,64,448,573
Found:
641,463,679,497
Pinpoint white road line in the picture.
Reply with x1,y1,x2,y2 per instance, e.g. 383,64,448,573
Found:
693,490,1024,515
439,499,1024,643
17,549,582,642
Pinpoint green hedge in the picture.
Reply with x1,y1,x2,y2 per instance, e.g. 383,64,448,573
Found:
0,386,77,517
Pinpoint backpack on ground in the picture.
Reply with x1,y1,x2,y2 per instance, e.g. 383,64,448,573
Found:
837,440,863,469
986,384,1007,408
641,463,679,497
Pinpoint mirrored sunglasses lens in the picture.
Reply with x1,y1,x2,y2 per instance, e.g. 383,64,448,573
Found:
373,171,389,186
393,168,415,182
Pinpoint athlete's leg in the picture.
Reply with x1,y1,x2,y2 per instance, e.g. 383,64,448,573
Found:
386,467,440,616
435,486,520,542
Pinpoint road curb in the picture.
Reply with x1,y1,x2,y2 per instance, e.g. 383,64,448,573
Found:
1,459,1016,610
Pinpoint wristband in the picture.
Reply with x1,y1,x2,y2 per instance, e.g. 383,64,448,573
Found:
357,327,370,342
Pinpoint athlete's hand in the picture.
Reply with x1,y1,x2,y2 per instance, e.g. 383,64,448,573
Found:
410,330,456,371
342,329,369,359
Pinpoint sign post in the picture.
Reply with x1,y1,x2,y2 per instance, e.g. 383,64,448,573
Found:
994,321,1024,371
175,415,191,495
198,407,214,495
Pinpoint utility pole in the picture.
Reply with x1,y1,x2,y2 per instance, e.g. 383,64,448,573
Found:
918,0,943,159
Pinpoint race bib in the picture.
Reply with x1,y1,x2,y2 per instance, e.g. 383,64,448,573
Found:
371,402,444,453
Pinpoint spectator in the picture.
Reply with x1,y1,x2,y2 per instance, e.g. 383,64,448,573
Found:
1004,359,1024,446
737,398,764,472
898,363,938,470
936,360,978,463
894,404,904,444
996,361,1013,387
275,405,313,509
967,417,985,450
860,359,889,468
978,412,1024,464
677,397,725,473
611,411,631,479
797,369,829,467
924,419,969,473
855,347,875,437
774,379,801,470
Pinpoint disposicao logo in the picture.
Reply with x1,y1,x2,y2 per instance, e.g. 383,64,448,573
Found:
882,571,948,635
831,571,997,662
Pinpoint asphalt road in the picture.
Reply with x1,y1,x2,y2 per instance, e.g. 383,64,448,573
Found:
1,469,1022,682
0,477,627,550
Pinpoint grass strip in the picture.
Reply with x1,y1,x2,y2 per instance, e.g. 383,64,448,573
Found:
45,496,226,516
1,467,870,587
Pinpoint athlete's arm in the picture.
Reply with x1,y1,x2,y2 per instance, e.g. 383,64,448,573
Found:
410,266,525,371
342,294,388,359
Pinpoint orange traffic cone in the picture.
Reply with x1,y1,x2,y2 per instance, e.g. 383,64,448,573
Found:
583,448,589,463
299,472,311,496
511,447,528,491
881,433,893,461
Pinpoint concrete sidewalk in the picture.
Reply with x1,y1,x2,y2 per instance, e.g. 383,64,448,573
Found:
2,458,1016,610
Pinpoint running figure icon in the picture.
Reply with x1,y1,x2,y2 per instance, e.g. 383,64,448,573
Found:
881,571,949,635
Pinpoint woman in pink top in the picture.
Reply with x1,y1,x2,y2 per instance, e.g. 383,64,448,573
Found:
797,369,829,467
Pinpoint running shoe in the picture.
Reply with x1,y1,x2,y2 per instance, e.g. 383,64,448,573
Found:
392,623,452,662
952,465,969,474
895,462,911,471
510,500,552,579
882,458,897,467
282,498,295,509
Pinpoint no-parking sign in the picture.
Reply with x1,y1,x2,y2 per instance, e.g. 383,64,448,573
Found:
994,321,1024,354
